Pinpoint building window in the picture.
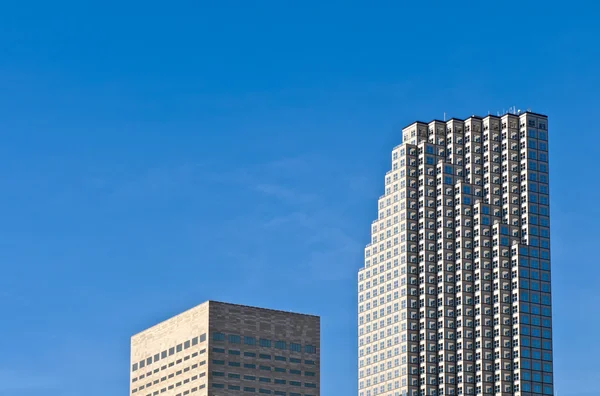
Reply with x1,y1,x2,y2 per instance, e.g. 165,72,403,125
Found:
304,345,317,354
212,333,225,341
290,343,302,352
275,341,286,350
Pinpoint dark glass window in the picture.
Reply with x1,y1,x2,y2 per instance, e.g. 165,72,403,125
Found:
304,345,316,354
275,341,286,350
212,333,225,341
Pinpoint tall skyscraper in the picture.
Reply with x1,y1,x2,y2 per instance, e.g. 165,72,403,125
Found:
131,300,320,396
358,112,553,396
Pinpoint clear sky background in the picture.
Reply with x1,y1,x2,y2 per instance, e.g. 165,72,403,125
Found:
0,1,598,395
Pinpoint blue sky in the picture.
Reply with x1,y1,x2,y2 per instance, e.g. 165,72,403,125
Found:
0,1,599,395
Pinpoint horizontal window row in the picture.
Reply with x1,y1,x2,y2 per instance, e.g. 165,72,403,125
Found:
142,383,206,396
133,334,207,372
213,383,317,392
212,369,315,379
211,348,315,365
132,370,205,394
132,361,206,389
132,350,206,382
212,360,316,375
213,332,317,354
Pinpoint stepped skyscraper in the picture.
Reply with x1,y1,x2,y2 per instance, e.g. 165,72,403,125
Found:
358,112,553,396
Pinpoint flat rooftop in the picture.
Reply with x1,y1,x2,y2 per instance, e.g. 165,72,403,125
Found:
402,110,548,130
132,300,319,338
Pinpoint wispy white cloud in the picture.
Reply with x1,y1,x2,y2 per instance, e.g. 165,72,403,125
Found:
0,369,59,392
94,156,317,204
252,183,316,204
262,212,312,228
262,210,362,281
305,226,362,281
106,163,199,199
84,154,366,283
343,173,382,199
261,156,308,171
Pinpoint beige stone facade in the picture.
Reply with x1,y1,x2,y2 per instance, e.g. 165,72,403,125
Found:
131,301,320,396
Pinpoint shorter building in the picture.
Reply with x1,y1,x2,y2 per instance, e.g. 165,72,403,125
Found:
130,300,320,396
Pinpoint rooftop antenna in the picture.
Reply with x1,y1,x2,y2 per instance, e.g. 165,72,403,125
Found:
443,112,446,121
